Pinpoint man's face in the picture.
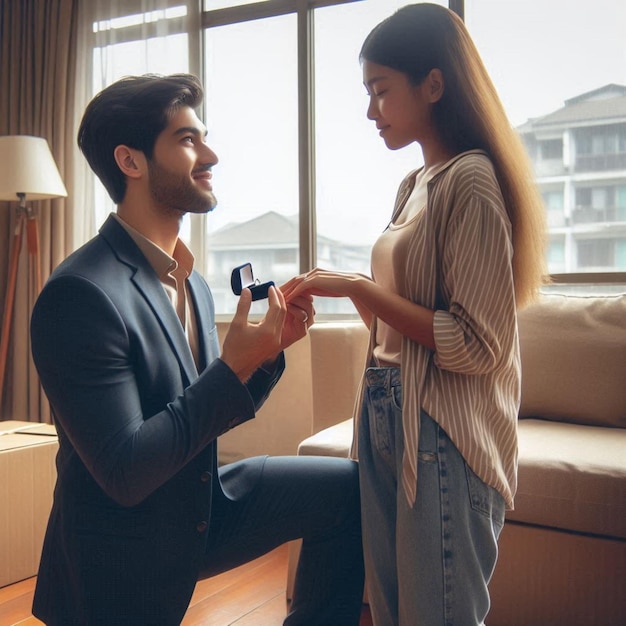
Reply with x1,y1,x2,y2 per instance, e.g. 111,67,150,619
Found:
148,106,219,215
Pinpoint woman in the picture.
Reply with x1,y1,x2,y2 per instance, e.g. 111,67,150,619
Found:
283,4,546,625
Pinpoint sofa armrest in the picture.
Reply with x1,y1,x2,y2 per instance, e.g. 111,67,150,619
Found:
215,321,314,463
309,322,369,433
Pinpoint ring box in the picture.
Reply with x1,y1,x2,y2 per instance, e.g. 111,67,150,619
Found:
231,263,275,301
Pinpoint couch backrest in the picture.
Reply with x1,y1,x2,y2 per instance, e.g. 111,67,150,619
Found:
215,320,369,460
216,293,626,462
215,321,314,462
309,322,370,433
518,294,626,428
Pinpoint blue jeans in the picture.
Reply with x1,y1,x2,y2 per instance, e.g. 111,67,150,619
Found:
358,367,505,626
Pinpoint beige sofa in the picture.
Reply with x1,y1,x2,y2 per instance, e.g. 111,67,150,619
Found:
486,294,626,625
218,294,626,625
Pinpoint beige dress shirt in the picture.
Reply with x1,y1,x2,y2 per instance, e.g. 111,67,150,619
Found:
111,213,200,367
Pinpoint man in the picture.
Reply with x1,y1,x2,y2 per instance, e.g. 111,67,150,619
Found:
30,73,364,625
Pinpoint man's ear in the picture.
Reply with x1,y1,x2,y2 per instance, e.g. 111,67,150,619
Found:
426,68,444,103
113,145,146,180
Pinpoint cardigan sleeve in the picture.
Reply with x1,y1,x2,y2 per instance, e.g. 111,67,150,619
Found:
431,171,517,376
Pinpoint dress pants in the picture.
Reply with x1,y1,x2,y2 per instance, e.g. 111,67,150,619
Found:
199,455,365,626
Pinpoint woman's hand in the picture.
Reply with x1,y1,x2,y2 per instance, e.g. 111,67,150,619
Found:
282,268,366,302
282,269,375,328
283,268,436,349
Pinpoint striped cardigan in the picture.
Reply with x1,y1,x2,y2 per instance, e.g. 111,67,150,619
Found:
352,149,520,509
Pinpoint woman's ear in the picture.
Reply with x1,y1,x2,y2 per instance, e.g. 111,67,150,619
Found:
426,68,444,103
113,145,145,180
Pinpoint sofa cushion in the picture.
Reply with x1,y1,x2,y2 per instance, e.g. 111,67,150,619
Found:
518,294,626,428
508,418,626,538
297,418,353,457
298,417,626,539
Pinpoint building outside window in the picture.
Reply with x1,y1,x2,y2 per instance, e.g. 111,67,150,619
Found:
519,85,626,276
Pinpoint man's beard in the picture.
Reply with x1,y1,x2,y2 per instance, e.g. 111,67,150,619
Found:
147,158,217,215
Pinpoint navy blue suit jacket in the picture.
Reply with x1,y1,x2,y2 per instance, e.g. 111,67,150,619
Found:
30,215,284,625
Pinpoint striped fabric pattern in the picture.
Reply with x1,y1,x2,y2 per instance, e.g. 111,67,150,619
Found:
353,150,520,509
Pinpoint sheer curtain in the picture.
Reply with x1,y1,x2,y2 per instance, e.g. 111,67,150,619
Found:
0,0,195,421
0,0,79,422
76,0,197,230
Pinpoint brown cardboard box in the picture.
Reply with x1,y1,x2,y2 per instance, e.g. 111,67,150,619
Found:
0,421,58,588
0,420,56,435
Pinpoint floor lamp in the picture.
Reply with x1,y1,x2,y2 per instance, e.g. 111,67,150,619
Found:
0,135,67,410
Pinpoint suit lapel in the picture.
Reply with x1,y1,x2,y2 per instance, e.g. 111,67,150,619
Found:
133,266,199,383
100,216,199,384
188,272,220,369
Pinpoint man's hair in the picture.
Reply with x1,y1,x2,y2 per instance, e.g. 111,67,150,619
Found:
77,73,204,203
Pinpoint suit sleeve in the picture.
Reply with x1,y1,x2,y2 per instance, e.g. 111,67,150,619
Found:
31,273,281,507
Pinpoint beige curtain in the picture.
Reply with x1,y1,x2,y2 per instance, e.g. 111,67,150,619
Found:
0,0,80,422
0,0,197,422
77,0,199,228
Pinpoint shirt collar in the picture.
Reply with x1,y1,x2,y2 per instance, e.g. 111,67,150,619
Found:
111,212,195,279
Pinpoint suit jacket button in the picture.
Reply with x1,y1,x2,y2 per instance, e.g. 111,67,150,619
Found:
196,521,208,533
200,471,211,482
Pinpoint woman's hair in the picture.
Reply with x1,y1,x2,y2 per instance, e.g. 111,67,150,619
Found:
78,73,203,204
361,3,547,307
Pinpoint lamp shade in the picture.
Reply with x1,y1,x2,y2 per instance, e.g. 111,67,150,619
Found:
0,135,67,201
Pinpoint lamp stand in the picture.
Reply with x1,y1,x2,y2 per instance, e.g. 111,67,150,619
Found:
0,193,41,406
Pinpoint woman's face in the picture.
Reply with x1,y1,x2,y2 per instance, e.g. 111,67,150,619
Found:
362,60,437,151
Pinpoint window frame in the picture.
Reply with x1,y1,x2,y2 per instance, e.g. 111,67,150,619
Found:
197,0,463,276
89,0,626,296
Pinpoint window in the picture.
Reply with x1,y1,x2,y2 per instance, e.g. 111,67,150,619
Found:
201,12,299,315
547,237,566,272
198,0,431,315
573,184,626,224
543,189,565,228
87,0,626,313
618,185,626,221
575,124,626,171
539,139,562,160
88,3,191,231
467,0,626,288
313,0,431,314
577,238,626,271
204,0,272,9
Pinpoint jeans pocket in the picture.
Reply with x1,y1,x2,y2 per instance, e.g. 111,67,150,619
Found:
464,463,505,530
391,384,402,411
366,385,396,469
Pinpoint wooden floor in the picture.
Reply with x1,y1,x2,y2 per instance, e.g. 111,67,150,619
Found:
0,544,372,626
